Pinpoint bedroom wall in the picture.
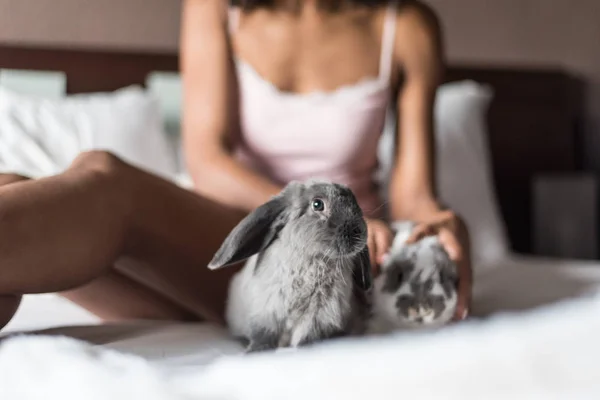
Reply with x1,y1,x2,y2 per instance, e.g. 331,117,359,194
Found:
426,0,600,170
1,0,599,168
0,0,181,52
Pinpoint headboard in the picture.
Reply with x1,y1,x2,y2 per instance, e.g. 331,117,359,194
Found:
0,44,583,255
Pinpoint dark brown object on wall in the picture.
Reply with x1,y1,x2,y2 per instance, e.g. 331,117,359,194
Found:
0,44,584,255
445,66,583,254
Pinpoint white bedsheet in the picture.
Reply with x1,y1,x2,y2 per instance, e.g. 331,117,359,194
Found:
472,254,600,316
2,255,600,399
4,254,600,364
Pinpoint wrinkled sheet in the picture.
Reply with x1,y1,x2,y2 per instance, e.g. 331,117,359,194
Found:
6,254,600,365
2,260,600,399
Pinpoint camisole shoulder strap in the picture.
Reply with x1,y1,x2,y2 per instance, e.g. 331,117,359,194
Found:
378,0,399,83
227,6,241,35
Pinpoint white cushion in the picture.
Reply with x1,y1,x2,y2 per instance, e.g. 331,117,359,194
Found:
0,85,178,180
3,284,600,398
434,81,510,264
377,80,510,267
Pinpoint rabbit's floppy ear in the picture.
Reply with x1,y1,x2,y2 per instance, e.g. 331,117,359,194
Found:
208,192,291,270
353,245,373,291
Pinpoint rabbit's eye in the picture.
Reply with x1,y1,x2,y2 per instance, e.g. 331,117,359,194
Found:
312,198,325,212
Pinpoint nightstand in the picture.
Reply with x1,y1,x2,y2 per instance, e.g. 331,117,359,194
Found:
532,173,598,259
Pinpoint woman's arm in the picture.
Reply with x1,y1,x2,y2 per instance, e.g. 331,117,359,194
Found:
352,3,446,270
388,2,444,221
388,3,472,320
180,0,282,212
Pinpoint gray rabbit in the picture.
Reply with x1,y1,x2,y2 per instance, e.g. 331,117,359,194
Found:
367,221,459,334
208,180,373,352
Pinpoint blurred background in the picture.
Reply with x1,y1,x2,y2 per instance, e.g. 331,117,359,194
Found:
1,0,599,260
2,0,598,149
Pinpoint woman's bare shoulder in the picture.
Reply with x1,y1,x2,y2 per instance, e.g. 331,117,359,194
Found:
391,1,443,74
182,0,228,26
181,0,232,60
395,1,442,44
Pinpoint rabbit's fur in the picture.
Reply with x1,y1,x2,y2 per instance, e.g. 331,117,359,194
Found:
209,180,372,352
368,221,458,334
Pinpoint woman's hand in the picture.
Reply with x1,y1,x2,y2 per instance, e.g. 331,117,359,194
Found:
364,217,394,276
405,210,473,322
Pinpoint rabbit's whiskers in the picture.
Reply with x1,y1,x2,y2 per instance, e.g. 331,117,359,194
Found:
364,200,389,216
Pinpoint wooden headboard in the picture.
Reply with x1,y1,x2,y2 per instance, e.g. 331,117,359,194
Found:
0,44,584,255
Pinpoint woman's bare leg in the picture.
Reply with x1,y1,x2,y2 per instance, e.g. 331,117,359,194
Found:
0,174,30,329
0,174,200,327
59,272,197,322
0,151,245,328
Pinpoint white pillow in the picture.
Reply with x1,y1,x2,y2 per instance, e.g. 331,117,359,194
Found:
434,81,510,265
0,85,178,181
377,80,510,267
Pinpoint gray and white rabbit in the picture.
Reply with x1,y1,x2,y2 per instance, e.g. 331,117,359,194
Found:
208,180,373,352
367,220,459,334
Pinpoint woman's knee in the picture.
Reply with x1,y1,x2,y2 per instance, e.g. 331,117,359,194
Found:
69,151,131,196
0,295,21,331
70,150,127,177
68,151,134,216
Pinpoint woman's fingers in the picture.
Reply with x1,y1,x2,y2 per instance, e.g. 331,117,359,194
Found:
406,210,459,244
367,229,377,270
437,228,462,261
438,228,472,321
405,223,433,244
457,302,469,320
365,219,393,276
402,211,472,322
374,225,393,265
453,277,471,321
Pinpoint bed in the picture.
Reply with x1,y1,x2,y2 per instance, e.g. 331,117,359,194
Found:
0,44,584,255
1,44,600,398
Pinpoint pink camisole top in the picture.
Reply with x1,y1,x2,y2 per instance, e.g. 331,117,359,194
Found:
228,1,398,217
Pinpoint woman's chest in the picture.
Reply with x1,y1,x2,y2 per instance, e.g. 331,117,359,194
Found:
231,10,386,95
237,78,388,163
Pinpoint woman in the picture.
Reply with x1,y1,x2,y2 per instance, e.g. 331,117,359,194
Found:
0,0,471,331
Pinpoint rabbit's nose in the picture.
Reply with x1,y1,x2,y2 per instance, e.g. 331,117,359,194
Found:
340,222,366,242
344,224,368,253
349,223,364,238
